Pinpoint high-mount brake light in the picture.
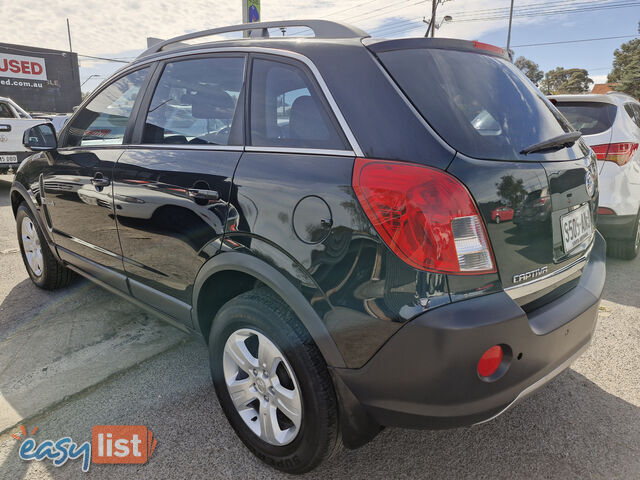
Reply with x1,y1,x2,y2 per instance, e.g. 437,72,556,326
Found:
352,158,496,275
471,41,505,56
591,142,639,166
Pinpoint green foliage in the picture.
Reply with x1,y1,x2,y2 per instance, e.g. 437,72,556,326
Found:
607,23,640,99
540,67,593,95
514,56,544,86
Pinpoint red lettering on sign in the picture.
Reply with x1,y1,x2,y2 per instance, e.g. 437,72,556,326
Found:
8,59,20,73
0,59,7,72
31,62,43,75
20,61,31,74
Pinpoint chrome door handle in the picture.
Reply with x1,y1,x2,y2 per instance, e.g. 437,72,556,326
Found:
91,176,110,188
187,188,219,201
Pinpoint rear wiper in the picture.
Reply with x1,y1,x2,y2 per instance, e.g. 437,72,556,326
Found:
520,131,582,155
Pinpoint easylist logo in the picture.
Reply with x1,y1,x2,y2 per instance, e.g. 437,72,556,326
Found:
0,53,47,81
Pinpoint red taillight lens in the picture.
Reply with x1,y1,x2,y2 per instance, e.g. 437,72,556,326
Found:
597,207,616,215
352,158,496,274
591,142,639,166
477,345,503,378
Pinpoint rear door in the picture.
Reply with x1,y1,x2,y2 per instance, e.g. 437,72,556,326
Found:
112,54,246,319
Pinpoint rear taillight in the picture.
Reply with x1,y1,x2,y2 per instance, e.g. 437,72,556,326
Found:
598,207,616,215
352,158,496,275
591,142,639,166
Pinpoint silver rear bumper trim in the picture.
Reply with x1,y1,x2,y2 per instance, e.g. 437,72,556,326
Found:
504,240,593,301
473,341,590,426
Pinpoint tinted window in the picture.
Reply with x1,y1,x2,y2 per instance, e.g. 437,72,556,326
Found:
65,68,148,147
0,102,14,118
624,103,640,128
143,57,245,146
250,59,346,150
555,102,617,135
379,49,577,161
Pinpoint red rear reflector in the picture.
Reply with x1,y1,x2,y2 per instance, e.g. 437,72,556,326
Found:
477,345,503,378
597,207,616,215
591,142,638,166
352,158,496,275
472,41,505,55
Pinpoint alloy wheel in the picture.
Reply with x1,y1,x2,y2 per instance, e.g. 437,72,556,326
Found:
223,328,302,446
21,217,43,277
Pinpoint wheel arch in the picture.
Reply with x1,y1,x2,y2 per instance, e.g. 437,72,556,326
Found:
10,182,57,251
192,251,346,368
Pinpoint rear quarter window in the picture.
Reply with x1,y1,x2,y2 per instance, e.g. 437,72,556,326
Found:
378,48,581,161
555,102,617,135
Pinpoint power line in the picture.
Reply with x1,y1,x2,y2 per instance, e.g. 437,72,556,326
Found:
373,0,640,36
513,34,640,48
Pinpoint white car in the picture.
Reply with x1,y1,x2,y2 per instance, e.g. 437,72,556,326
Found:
551,92,640,259
0,96,52,173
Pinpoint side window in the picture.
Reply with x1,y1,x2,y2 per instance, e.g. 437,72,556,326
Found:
65,68,148,147
624,103,640,128
632,104,640,129
250,58,346,150
0,102,15,118
142,57,245,146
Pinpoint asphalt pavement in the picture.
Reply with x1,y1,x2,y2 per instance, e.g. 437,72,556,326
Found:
0,174,638,479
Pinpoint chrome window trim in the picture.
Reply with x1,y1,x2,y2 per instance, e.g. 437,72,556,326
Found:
120,46,364,157
504,240,594,301
245,146,355,157
124,144,244,152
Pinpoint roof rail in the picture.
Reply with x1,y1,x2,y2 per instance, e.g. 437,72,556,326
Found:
138,20,369,58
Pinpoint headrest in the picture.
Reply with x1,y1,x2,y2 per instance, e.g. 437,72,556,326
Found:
288,95,329,141
190,88,235,120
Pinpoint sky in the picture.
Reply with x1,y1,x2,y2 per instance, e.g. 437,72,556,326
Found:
0,0,638,93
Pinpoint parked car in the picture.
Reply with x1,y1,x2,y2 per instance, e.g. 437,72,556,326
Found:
0,97,52,174
11,21,605,474
550,92,640,259
491,206,514,223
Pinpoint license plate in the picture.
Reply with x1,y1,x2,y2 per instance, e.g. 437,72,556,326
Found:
0,155,17,163
561,204,592,253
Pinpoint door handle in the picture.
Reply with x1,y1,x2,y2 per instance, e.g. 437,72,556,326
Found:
91,175,110,188
187,188,219,201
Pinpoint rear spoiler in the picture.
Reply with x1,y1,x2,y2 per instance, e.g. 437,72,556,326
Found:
364,37,511,61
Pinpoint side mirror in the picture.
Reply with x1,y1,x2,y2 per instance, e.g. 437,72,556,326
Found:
23,123,57,152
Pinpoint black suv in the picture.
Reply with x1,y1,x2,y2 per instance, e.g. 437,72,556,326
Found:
11,20,605,473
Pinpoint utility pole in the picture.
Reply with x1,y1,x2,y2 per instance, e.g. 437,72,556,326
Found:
506,0,515,54
430,0,437,38
66,18,75,80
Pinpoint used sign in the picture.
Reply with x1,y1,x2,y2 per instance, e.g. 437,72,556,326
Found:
0,53,47,81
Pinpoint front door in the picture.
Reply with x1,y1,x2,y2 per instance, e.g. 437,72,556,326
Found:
45,67,150,290
112,55,246,317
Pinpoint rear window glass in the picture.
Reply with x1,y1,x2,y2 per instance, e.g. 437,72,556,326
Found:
378,48,577,161
554,102,617,135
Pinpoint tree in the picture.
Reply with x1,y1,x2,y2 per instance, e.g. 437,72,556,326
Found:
608,22,640,99
496,175,527,209
514,56,544,86
540,67,593,95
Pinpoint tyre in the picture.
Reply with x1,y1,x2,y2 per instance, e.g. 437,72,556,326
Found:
16,203,75,289
495,215,501,224
606,209,640,260
209,289,341,474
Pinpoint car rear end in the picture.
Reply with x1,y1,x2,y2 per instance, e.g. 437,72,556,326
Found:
0,98,42,172
551,94,640,256
334,38,605,428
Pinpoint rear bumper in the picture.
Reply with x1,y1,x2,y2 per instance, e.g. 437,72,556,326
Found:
597,213,637,240
334,232,606,429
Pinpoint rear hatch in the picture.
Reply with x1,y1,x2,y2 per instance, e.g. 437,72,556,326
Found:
550,98,617,174
368,39,598,305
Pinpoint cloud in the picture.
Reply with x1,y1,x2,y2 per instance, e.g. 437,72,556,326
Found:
0,0,526,56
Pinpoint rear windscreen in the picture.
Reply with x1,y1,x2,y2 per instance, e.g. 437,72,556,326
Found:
554,102,617,136
378,48,579,161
